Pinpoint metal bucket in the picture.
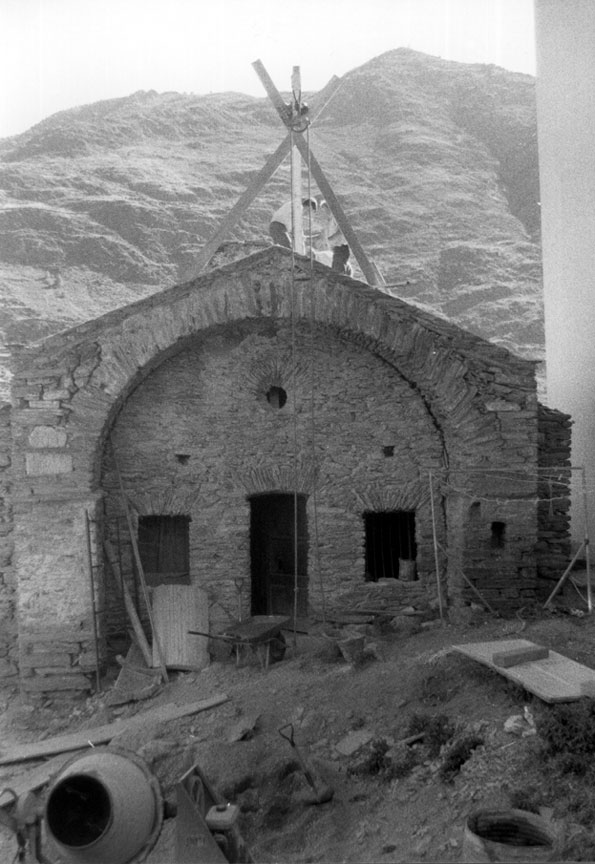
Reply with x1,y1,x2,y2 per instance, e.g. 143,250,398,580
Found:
399,558,417,581
45,746,163,864
463,809,557,862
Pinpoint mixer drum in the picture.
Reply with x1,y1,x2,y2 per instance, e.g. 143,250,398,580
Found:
45,746,163,864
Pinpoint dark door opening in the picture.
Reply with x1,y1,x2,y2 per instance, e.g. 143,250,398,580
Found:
364,510,417,581
250,494,308,617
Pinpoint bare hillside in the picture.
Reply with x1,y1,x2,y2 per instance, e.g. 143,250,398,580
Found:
0,49,542,378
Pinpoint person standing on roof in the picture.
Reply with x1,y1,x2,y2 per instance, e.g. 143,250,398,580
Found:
269,198,318,249
319,201,351,274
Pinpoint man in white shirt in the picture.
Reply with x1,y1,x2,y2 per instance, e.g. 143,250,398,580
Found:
269,198,318,249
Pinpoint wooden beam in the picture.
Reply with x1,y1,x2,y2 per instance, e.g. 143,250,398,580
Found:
104,539,153,668
252,59,291,119
191,71,343,275
192,137,290,274
252,60,384,287
299,144,384,287
0,695,229,766
290,66,305,255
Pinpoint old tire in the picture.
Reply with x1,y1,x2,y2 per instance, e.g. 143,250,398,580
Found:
462,809,557,862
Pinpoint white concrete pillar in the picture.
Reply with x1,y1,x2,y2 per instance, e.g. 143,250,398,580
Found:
535,0,595,546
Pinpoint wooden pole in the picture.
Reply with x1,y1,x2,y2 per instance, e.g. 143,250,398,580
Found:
104,540,154,668
292,141,383,286
84,510,101,692
581,467,592,613
113,458,169,683
455,565,497,615
429,471,445,621
543,540,585,608
290,67,305,255
291,136,304,254
192,138,290,273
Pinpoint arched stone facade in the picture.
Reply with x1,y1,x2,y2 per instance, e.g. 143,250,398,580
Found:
8,248,543,696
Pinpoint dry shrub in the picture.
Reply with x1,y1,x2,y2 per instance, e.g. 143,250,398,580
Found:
438,733,483,783
536,699,595,766
407,713,456,757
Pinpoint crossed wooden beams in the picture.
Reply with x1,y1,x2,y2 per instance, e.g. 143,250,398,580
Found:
192,60,385,287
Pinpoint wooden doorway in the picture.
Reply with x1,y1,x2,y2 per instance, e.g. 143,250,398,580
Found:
250,494,308,617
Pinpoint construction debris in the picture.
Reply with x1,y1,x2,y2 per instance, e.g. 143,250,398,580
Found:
0,694,228,766
106,641,162,707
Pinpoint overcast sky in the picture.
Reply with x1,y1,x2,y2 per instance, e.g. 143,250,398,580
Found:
0,0,536,138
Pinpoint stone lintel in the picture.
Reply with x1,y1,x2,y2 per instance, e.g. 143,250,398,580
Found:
25,452,73,475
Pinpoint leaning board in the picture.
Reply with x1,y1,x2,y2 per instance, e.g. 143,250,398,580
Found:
452,639,595,703
152,584,209,670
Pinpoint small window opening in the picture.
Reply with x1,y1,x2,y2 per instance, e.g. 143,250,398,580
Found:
364,510,417,581
175,453,190,465
266,386,287,409
491,521,506,549
138,514,191,586
382,445,395,457
469,501,482,522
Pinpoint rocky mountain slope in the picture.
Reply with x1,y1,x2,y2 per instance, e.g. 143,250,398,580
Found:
0,48,543,398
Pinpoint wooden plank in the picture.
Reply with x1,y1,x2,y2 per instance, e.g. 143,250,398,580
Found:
0,753,75,805
0,694,229,766
104,540,153,667
453,639,595,703
152,584,209,670
114,460,169,683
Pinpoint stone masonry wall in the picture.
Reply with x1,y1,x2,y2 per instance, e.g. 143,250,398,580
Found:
536,403,572,592
0,403,17,684
13,495,103,698
7,250,541,693
102,319,445,630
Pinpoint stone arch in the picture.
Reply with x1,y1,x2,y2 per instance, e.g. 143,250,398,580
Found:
18,248,525,499
9,248,539,696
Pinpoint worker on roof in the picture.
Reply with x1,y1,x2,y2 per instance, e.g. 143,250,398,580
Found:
269,198,318,249
319,201,351,275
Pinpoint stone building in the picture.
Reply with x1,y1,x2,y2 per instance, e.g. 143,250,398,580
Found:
0,247,571,697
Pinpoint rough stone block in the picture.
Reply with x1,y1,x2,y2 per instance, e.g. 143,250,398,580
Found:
20,652,73,669
492,646,549,668
28,426,68,448
21,674,90,692
25,452,73,475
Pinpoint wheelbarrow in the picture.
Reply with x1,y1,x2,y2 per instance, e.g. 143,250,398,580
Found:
189,615,289,670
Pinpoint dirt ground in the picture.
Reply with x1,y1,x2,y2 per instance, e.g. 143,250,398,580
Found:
1,604,594,863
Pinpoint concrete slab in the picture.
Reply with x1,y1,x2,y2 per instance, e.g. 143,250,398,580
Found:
453,638,595,703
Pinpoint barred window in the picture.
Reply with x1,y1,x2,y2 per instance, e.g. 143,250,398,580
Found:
138,515,191,586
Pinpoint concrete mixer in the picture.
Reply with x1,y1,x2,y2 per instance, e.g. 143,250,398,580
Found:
0,746,250,863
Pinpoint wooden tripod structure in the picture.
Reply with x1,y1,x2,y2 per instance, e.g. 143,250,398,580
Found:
192,60,385,287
